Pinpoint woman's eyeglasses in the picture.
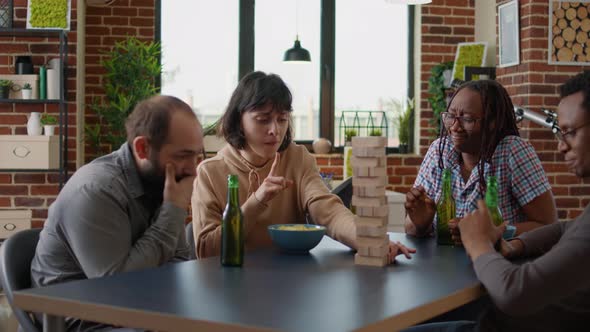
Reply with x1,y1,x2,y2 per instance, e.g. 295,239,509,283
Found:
441,112,481,131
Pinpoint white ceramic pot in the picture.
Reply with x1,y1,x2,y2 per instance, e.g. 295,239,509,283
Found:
44,125,56,136
21,89,32,99
27,112,42,136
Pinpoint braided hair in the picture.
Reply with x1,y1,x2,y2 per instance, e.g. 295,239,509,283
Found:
437,80,520,193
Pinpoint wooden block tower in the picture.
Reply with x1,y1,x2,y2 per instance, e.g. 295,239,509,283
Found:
351,136,389,267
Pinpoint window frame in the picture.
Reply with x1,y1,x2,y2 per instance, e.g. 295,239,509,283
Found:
156,0,415,153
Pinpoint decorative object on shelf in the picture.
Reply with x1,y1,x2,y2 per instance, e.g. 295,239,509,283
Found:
0,79,11,99
15,55,33,74
451,42,487,81
498,0,520,67
0,74,39,99
369,129,382,136
21,83,32,99
284,0,311,62
0,0,12,28
41,113,58,136
548,0,590,65
0,135,59,169
312,138,332,154
85,37,162,156
39,65,47,99
27,112,42,136
26,0,71,30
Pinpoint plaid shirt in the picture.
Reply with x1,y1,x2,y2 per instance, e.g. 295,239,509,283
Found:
415,136,551,225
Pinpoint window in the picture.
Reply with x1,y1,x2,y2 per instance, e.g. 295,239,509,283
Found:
158,0,412,148
160,1,239,128
334,1,409,146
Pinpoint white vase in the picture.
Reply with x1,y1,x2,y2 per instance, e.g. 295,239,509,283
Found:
312,138,332,154
21,89,32,100
27,112,42,136
44,125,56,136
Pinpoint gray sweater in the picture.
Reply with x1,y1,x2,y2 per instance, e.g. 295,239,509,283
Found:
474,204,590,331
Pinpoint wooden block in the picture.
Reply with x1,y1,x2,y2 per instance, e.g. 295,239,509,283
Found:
357,224,387,237
357,236,389,257
353,186,386,197
354,253,389,267
355,204,389,217
351,136,387,147
356,235,389,247
352,195,387,207
351,156,387,167
353,166,386,177
352,146,385,157
352,176,387,187
356,216,389,227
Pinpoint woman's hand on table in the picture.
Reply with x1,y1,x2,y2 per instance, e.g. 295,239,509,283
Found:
387,241,416,264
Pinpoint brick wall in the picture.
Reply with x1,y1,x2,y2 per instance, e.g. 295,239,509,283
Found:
495,0,590,220
0,0,78,227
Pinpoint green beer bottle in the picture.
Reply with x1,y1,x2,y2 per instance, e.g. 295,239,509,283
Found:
485,175,503,226
436,168,456,245
221,174,244,266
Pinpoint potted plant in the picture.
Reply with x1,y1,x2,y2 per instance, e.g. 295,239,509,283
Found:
41,113,58,136
396,99,414,154
85,37,162,157
21,83,33,99
344,129,357,145
0,79,13,99
369,128,382,136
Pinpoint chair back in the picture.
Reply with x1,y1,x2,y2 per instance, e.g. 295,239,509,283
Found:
331,177,353,208
185,223,196,260
0,228,42,332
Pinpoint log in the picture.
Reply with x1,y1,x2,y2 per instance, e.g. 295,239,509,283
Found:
576,30,588,43
578,6,588,19
563,2,570,10
566,7,577,20
571,2,580,8
567,41,573,48
554,35,566,48
564,27,576,41
571,18,581,30
556,8,565,18
559,18,568,29
558,47,574,62
582,17,590,31
553,24,562,36
573,42,584,55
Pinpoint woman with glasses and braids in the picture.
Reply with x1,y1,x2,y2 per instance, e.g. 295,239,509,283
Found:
405,80,557,244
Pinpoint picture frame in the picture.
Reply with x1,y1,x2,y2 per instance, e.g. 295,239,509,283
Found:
498,0,520,67
26,0,71,30
450,42,487,82
548,0,590,65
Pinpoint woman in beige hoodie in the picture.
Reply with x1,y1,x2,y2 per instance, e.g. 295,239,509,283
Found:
192,71,415,261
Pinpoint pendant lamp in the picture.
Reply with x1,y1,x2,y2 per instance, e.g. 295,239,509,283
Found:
284,0,311,62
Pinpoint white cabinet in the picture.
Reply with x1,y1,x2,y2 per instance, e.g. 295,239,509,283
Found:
0,135,59,169
0,210,32,239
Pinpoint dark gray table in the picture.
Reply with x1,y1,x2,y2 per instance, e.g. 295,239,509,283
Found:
14,233,484,332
